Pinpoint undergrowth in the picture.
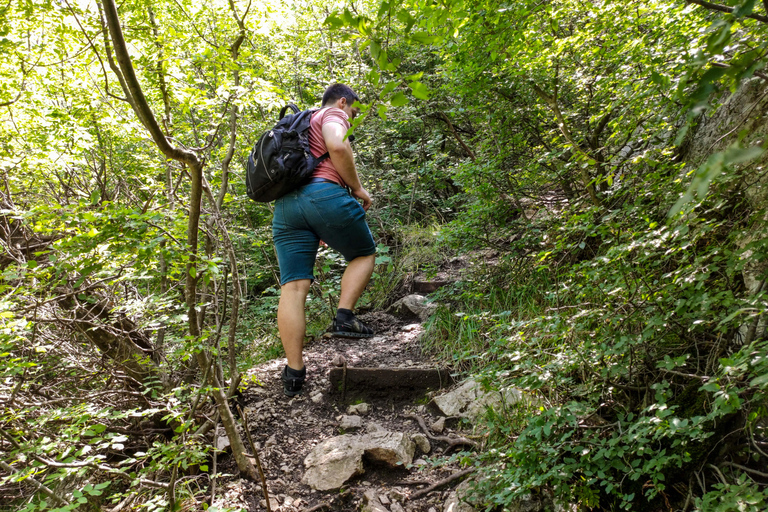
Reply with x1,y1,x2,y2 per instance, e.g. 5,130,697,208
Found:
417,175,768,510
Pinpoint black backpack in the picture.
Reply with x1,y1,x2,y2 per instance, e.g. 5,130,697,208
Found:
245,104,329,202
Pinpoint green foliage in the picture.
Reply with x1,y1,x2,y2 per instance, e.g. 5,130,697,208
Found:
3,0,768,508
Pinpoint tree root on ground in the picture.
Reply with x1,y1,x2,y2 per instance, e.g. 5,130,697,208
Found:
403,413,478,449
407,467,476,501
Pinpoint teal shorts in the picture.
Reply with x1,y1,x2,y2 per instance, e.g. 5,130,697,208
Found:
272,182,376,285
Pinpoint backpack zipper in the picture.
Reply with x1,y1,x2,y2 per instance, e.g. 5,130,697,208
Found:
259,133,271,176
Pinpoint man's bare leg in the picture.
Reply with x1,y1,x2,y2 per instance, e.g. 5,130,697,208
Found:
277,279,311,370
338,254,375,310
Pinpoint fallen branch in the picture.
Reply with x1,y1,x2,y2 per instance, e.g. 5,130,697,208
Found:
721,461,768,479
238,405,271,512
403,414,478,449
393,479,432,486
304,503,330,512
0,460,69,507
407,467,476,501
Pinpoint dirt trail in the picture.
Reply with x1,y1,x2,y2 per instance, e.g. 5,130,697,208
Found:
213,309,472,512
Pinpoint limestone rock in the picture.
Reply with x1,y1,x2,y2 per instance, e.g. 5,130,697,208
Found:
362,490,390,512
433,378,523,420
430,417,446,433
339,415,363,430
367,421,386,433
215,434,231,452
443,480,477,512
301,435,364,491
361,431,415,467
386,294,437,322
347,402,371,415
411,433,431,454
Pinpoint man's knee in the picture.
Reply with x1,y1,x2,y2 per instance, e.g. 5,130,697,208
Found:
351,254,376,265
281,279,311,297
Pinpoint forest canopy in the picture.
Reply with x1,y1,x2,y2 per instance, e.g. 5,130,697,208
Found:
1,0,768,510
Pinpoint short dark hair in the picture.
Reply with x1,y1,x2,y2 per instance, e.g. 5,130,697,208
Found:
322,83,359,106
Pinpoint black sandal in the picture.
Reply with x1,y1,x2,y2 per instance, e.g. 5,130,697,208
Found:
331,316,375,338
282,365,306,397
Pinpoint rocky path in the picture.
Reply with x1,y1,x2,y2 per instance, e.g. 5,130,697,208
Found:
212,303,479,512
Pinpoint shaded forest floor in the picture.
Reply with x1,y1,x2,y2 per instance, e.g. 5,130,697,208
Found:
213,277,476,511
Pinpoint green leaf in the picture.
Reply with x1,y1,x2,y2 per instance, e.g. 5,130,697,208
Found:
390,92,408,107
377,104,388,120
369,39,381,61
381,81,398,96
408,81,430,100
411,32,441,44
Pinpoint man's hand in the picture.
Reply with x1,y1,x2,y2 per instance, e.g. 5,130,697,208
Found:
352,187,372,211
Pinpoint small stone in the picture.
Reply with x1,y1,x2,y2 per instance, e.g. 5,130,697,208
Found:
406,360,413,365
427,508,437,512
363,481,372,486
260,498,280,510
265,435,277,447
332,354,347,366
291,408,302,418
339,415,363,430
390,489,406,501
362,490,389,512
367,422,386,433
347,402,371,415
284,496,294,507
414,458,427,466
311,392,324,403
402,324,420,332
411,433,431,454
379,494,391,505
430,417,446,434
392,504,406,512
215,434,231,452
281,465,291,472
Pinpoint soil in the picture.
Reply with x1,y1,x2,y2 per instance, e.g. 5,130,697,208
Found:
212,307,475,512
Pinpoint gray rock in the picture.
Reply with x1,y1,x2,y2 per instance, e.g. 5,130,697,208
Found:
433,378,523,420
339,415,363,430
367,422,386,433
430,417,446,433
347,402,371,415
379,494,391,505
411,433,431,454
260,498,280,510
361,431,415,467
362,490,390,512
392,504,406,512
443,480,477,512
301,435,365,491
386,294,437,321
215,434,231,452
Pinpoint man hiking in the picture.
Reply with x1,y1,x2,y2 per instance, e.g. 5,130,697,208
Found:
272,83,376,397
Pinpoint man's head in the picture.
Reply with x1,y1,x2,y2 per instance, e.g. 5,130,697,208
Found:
322,83,360,119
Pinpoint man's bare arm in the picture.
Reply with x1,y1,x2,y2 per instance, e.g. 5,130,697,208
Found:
322,122,372,210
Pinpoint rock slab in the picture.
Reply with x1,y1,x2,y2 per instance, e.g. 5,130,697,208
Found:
386,294,437,321
301,435,364,491
302,431,416,490
433,378,523,420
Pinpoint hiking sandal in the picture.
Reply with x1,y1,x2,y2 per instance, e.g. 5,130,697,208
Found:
332,317,375,338
282,365,306,397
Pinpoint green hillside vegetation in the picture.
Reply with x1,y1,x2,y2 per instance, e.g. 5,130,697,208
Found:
1,0,767,510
